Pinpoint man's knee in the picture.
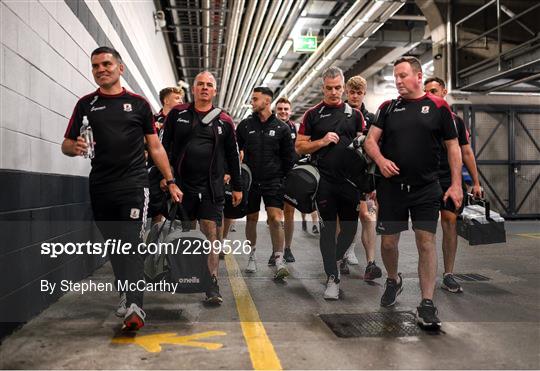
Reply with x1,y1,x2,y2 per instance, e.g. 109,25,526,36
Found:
246,212,259,222
199,220,218,241
415,230,436,252
441,210,457,227
266,208,283,224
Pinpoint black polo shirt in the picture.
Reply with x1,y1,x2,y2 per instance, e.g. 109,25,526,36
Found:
64,88,156,193
373,93,457,186
439,113,469,181
299,101,364,182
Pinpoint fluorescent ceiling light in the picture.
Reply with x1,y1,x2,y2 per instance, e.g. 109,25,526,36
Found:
326,36,350,60
270,59,283,73
263,72,274,85
315,57,330,71
361,0,384,22
278,40,293,58
346,20,365,37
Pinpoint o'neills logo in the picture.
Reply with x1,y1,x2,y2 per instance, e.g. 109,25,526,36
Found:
284,194,297,205
177,277,200,284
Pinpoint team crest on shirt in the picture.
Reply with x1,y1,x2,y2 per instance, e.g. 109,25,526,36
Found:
123,103,132,112
218,126,223,135
269,130,275,136
130,208,140,219
421,106,430,114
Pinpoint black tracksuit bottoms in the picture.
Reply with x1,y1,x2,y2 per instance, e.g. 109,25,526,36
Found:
90,187,148,308
316,177,361,280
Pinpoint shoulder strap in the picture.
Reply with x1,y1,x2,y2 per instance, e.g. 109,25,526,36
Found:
202,107,222,125
343,103,353,118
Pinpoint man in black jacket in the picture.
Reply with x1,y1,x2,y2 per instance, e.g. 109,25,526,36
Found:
147,87,184,226
236,87,295,279
161,71,242,305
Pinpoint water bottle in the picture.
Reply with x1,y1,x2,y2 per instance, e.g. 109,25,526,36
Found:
80,116,95,159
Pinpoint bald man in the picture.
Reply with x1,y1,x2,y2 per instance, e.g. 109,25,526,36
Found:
161,70,243,306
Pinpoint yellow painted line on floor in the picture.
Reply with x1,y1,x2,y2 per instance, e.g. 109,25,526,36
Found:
224,254,282,370
517,233,540,240
111,331,226,353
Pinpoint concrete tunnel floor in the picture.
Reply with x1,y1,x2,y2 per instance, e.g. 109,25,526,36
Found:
1,215,539,370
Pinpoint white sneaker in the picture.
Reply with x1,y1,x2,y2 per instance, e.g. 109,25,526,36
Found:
324,275,339,300
123,303,146,331
274,258,289,280
115,292,127,317
345,246,359,265
245,254,257,273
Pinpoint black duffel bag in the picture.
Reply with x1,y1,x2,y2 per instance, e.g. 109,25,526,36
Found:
343,134,378,193
284,158,320,214
144,203,211,293
224,163,252,219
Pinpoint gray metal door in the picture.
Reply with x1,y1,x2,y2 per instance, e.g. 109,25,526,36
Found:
454,105,539,219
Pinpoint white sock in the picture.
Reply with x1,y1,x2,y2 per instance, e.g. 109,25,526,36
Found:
274,251,283,263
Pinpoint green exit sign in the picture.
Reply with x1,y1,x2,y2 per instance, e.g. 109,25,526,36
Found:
294,36,317,52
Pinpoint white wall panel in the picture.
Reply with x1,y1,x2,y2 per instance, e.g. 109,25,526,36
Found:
1,0,174,177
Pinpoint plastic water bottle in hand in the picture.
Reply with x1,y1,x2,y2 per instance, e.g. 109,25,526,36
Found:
80,116,95,159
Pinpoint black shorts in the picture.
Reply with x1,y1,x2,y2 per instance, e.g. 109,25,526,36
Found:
181,192,224,227
376,180,442,235
147,167,166,218
440,179,466,214
246,180,284,214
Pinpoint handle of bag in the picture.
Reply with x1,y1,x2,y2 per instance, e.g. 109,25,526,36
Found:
154,200,192,242
467,193,491,220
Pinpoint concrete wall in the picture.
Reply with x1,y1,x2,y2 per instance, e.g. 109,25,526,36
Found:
0,0,176,336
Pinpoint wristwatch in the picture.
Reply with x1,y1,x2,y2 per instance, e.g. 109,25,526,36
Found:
166,178,176,185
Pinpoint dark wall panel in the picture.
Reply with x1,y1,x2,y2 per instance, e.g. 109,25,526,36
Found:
0,170,105,340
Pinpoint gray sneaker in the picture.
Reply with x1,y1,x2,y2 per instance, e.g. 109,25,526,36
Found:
324,275,339,300
245,254,257,273
441,274,463,293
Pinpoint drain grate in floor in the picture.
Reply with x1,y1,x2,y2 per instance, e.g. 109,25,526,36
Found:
453,273,491,282
319,311,422,338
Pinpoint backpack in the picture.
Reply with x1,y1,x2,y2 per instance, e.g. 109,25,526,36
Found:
224,163,252,219
284,158,320,213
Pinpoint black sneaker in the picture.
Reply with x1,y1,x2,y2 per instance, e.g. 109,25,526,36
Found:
339,258,350,275
312,224,319,234
267,253,276,266
441,273,463,293
302,220,307,231
284,248,295,263
364,261,382,281
416,299,441,328
380,273,403,307
205,276,223,305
